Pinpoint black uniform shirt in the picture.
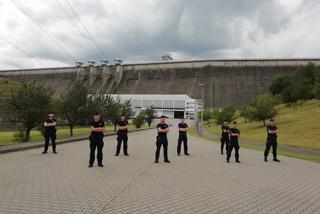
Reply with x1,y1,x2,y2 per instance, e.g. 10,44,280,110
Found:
178,122,188,135
221,125,230,138
267,125,278,140
91,120,105,138
230,128,240,143
117,120,128,133
157,123,169,136
45,118,57,134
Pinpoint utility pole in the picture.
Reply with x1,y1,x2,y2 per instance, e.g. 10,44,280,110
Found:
199,83,205,134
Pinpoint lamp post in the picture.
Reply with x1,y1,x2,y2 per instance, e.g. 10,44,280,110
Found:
199,83,205,134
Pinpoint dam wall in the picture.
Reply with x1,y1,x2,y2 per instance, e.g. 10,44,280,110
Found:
1,58,320,107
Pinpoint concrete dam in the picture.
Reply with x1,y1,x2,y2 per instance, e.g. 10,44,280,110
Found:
1,59,320,107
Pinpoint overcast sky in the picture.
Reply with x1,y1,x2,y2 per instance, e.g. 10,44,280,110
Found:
0,0,319,69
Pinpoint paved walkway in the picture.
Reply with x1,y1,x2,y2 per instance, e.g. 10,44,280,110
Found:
0,119,319,214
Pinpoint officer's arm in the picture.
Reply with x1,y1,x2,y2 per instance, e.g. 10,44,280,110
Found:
50,121,57,126
44,122,49,127
91,126,105,132
157,127,163,132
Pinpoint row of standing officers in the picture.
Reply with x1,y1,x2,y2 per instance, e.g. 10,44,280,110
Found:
42,113,280,167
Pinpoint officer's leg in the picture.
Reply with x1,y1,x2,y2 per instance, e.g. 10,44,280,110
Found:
272,141,278,160
51,134,56,152
43,133,50,152
225,138,230,154
177,135,182,154
155,139,162,161
235,143,240,161
123,134,128,155
183,136,188,155
97,139,104,165
220,138,225,154
89,140,96,165
227,143,233,161
116,134,122,155
264,140,272,158
163,138,169,161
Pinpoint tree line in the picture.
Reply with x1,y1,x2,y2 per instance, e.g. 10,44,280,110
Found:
0,81,136,142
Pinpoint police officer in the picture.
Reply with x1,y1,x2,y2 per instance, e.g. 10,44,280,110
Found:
115,116,129,156
227,121,241,163
88,113,105,168
177,118,190,156
264,119,280,162
220,120,230,155
42,112,57,154
155,116,170,163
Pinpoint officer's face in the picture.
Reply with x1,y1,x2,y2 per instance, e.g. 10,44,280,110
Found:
94,115,101,121
223,122,227,126
181,119,185,123
232,123,237,128
48,114,54,118
160,118,165,123
270,120,275,126
121,116,125,121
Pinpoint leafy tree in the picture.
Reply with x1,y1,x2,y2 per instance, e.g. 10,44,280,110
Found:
270,63,320,106
88,94,132,131
58,82,89,136
314,82,320,100
215,105,236,125
140,107,156,127
239,105,250,123
270,74,292,95
2,82,54,142
247,94,280,126
132,114,145,128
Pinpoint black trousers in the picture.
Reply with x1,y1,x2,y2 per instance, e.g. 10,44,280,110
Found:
220,136,229,154
227,141,240,161
264,139,278,159
155,135,168,161
44,132,56,152
116,133,128,155
89,137,104,165
177,134,188,154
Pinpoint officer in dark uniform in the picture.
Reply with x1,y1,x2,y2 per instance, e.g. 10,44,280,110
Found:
177,118,190,156
88,113,105,168
220,120,230,155
155,116,170,163
115,116,129,156
42,113,57,154
227,121,241,163
264,119,280,162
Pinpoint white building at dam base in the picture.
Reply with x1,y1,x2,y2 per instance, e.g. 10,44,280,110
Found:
110,94,203,119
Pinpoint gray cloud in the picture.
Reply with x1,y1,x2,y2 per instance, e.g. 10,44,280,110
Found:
0,0,319,69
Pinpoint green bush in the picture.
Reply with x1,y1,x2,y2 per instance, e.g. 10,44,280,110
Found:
247,94,280,125
215,105,236,125
133,114,145,128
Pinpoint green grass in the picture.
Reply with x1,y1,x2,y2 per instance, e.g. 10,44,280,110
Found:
0,124,153,145
205,99,320,151
189,123,320,163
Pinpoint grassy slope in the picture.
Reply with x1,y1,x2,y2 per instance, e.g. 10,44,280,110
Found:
205,99,320,151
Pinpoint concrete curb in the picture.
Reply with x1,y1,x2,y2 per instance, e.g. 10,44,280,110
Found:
0,127,154,155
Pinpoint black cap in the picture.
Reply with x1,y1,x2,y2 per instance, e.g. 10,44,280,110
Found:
232,121,237,124
94,112,101,116
270,119,275,122
160,115,167,119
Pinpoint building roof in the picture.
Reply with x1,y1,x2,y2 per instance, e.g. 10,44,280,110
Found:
109,94,195,100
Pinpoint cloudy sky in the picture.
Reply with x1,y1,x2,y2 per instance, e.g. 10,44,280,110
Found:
0,0,319,69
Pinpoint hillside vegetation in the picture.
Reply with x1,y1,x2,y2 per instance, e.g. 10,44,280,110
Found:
205,99,320,151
